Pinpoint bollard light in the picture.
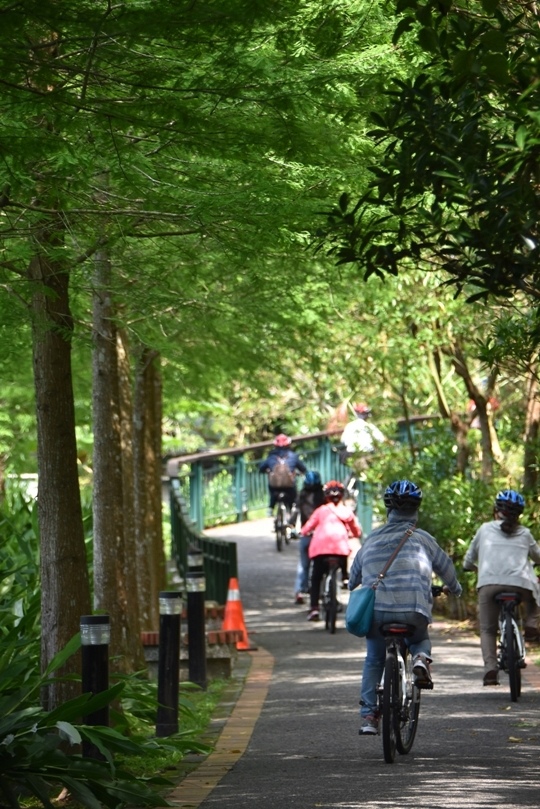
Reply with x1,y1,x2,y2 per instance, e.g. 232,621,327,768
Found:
80,615,111,646
156,592,182,738
159,591,183,615
186,545,207,690
80,614,110,760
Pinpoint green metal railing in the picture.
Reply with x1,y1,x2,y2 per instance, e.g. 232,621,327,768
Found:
166,430,373,533
170,478,238,605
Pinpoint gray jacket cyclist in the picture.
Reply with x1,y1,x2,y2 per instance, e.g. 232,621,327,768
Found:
463,489,540,686
348,479,462,736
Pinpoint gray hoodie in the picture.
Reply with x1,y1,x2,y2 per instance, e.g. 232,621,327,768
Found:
463,520,540,604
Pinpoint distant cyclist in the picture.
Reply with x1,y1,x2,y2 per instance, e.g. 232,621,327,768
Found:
293,470,325,605
259,434,307,524
340,402,386,466
301,480,362,622
463,489,540,686
348,479,462,736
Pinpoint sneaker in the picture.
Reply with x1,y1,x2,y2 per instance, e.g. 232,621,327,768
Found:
483,670,499,686
295,593,305,605
307,609,320,621
413,654,433,689
359,715,379,735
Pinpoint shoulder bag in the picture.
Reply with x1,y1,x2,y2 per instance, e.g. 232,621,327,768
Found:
345,523,416,638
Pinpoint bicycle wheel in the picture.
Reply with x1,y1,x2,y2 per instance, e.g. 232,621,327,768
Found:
382,652,398,764
506,615,521,702
395,651,421,754
275,505,285,552
327,568,338,634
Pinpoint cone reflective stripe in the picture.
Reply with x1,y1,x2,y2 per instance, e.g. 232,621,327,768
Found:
222,577,257,651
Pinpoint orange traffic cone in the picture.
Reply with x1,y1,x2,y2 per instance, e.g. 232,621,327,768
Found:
222,577,257,651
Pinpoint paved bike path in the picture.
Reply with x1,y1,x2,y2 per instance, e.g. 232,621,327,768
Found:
170,518,540,809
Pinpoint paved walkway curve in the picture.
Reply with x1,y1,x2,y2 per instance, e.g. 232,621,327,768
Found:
169,518,540,809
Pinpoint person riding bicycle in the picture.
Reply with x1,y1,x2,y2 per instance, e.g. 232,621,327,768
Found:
340,402,386,467
300,480,362,622
463,489,540,686
293,470,325,605
259,434,307,525
348,479,462,736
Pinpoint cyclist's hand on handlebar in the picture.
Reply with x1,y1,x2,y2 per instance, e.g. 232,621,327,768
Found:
431,584,450,597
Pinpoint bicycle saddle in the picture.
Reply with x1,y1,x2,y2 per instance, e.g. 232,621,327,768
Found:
379,623,417,637
494,592,522,604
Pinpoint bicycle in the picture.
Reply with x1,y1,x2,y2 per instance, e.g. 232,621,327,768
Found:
495,592,527,702
322,556,342,634
376,584,443,764
274,492,294,552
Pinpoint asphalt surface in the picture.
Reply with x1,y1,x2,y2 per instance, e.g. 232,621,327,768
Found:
189,518,540,809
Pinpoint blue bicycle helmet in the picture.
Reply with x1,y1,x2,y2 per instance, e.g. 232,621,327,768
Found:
495,489,525,515
383,479,423,511
304,470,322,486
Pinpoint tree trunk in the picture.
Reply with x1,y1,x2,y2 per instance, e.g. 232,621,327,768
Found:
117,330,145,668
523,369,540,493
133,346,166,632
92,245,137,671
28,224,91,710
429,348,470,475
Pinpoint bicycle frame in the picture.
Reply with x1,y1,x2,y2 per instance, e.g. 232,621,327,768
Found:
496,592,526,701
322,557,341,634
377,625,421,763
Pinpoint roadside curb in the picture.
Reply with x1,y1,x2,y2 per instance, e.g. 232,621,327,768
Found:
168,647,274,809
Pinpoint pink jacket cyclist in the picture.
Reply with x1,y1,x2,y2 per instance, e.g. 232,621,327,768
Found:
303,501,361,558
302,480,362,622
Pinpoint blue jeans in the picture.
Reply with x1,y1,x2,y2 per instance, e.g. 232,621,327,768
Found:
359,610,431,718
294,535,311,594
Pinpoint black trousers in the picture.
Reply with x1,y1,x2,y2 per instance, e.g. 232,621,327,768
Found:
309,554,348,610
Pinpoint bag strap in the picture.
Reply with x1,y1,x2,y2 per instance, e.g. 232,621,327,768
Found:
372,523,416,590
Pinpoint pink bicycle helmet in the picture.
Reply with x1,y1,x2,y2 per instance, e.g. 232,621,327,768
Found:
274,433,292,447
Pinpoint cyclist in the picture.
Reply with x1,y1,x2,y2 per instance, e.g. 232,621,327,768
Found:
340,402,386,466
293,470,325,605
348,479,462,736
300,480,362,622
259,434,307,526
463,489,540,686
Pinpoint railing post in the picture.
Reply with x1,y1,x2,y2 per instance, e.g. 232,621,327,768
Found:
156,591,183,737
318,437,333,482
234,455,247,522
186,545,207,690
190,461,204,531
80,615,110,760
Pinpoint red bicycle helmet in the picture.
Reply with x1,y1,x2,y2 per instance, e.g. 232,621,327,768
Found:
323,480,345,501
274,433,292,447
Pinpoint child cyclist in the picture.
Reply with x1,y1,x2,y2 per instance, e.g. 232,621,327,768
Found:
300,480,362,622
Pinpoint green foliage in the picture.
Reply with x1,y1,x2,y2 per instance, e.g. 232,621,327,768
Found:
0,492,210,809
322,0,540,313
361,422,515,600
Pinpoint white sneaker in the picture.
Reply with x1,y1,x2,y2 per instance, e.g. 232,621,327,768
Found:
412,654,433,689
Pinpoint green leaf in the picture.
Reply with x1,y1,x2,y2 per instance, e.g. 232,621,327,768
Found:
392,17,414,45
56,720,82,745
417,27,439,53
515,125,528,150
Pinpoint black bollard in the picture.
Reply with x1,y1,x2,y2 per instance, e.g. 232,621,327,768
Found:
186,545,207,690
156,591,182,737
80,614,110,759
